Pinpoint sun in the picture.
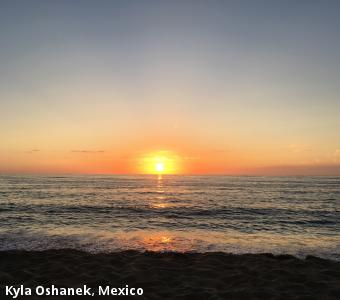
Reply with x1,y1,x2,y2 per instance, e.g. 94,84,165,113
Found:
155,162,165,173
139,151,180,174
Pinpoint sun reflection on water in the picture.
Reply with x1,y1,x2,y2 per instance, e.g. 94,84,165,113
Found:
149,174,169,209
151,203,168,209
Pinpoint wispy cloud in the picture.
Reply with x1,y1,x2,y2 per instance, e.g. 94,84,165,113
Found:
333,149,340,162
183,156,200,160
288,144,311,153
25,149,40,153
71,150,105,154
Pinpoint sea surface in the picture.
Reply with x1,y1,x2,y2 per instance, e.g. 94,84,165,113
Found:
0,175,339,260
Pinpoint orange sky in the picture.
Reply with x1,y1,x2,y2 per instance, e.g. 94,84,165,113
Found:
1,135,340,175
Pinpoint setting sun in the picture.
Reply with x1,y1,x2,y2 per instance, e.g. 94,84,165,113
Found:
139,151,181,174
155,162,165,173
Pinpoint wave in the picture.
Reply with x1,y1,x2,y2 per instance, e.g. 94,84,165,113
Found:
0,229,339,261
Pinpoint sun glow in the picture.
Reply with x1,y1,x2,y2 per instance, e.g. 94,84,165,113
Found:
155,162,165,173
139,151,180,174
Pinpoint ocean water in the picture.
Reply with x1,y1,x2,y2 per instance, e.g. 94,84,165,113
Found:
0,175,339,260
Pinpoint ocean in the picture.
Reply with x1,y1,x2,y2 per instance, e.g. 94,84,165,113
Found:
0,175,339,260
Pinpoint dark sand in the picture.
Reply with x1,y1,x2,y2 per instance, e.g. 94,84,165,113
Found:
0,250,339,300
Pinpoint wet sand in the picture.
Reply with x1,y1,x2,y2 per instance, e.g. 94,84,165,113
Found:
0,250,339,299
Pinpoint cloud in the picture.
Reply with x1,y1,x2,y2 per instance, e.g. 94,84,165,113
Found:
71,150,105,153
288,144,311,153
25,149,40,153
183,156,200,160
333,149,340,162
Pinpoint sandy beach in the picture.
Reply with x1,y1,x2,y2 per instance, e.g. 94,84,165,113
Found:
0,250,339,300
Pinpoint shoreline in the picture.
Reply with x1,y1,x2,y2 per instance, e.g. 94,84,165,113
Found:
1,250,339,299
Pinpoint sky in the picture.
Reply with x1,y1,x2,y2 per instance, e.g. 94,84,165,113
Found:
0,0,340,175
